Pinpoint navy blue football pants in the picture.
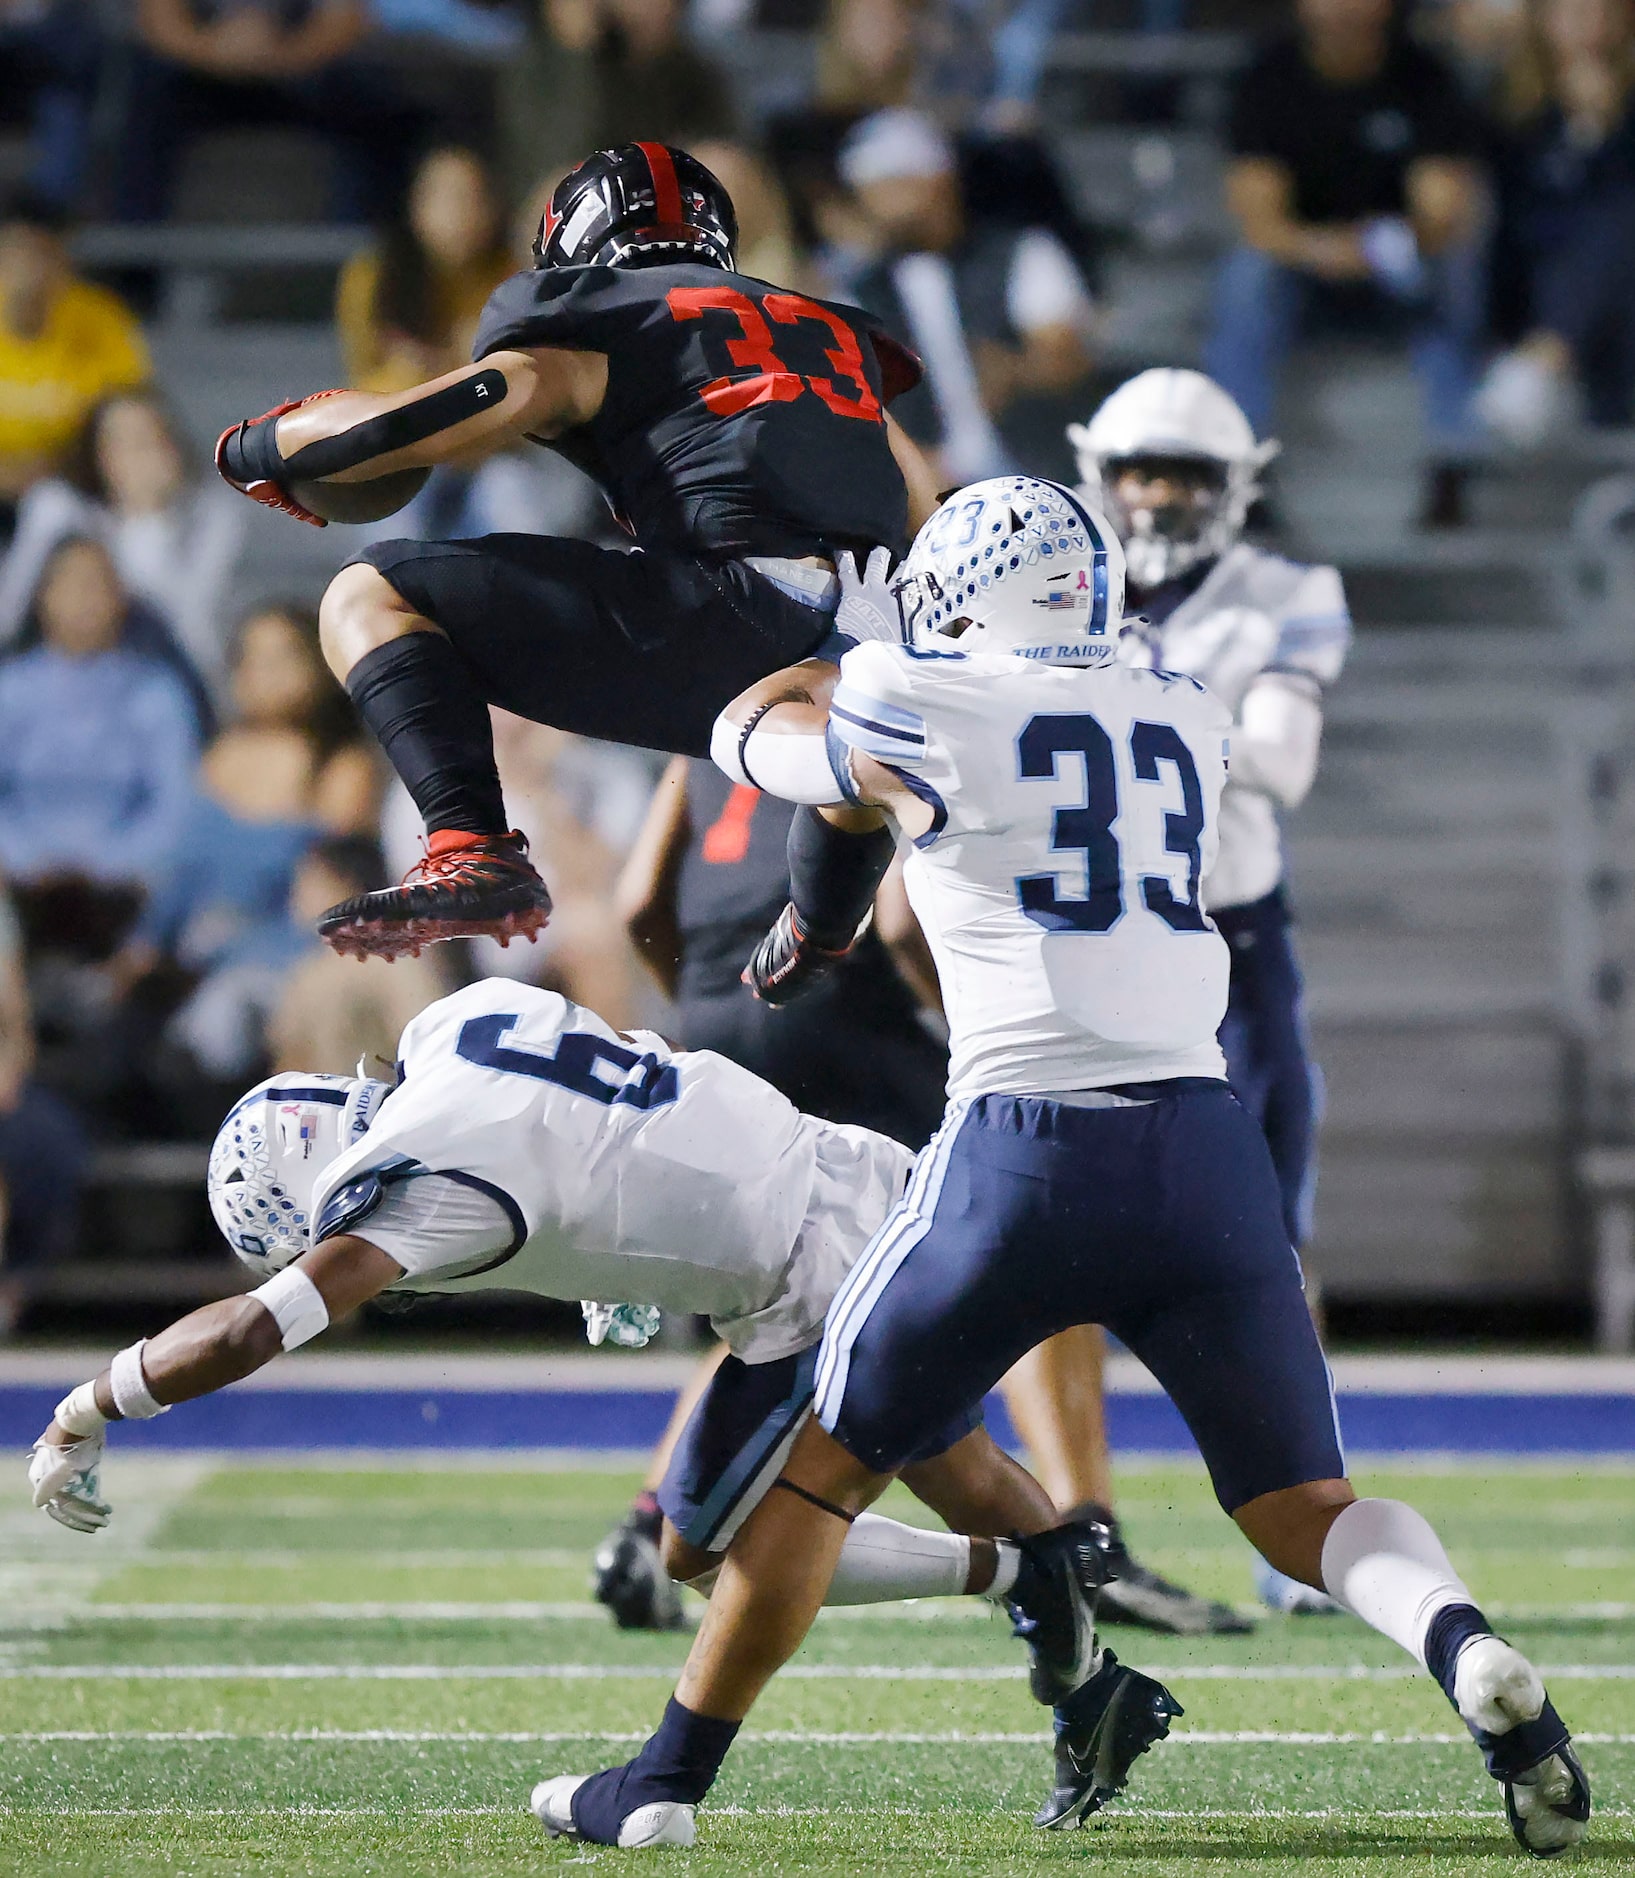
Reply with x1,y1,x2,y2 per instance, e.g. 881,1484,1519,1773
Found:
1216,885,1321,1251
815,1081,1345,1513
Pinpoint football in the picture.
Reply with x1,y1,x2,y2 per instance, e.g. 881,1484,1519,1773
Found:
287,466,431,524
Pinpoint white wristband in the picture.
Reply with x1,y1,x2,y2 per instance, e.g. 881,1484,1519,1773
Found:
110,1340,169,1420
53,1379,108,1438
250,1265,330,1352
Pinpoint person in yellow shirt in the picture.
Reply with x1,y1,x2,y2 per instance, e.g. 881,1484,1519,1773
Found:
0,192,150,521
334,146,512,397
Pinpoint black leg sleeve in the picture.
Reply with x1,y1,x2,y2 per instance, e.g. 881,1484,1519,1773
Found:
787,807,897,948
344,633,508,836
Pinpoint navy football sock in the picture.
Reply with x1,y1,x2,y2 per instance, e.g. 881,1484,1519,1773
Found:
1423,1603,1570,1778
344,634,507,837
1422,1600,1493,1707
570,1698,739,1843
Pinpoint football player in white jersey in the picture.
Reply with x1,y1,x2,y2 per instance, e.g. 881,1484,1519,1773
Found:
26,978,1143,1747
1072,366,1347,1257
1065,366,1350,1618
530,479,1590,1856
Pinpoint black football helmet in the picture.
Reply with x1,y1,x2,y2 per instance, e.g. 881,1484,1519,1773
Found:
533,144,736,273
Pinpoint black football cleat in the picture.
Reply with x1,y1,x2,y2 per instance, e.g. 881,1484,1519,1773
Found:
592,1520,686,1632
1005,1515,1119,1707
1034,1647,1183,1830
317,829,552,960
1061,1503,1253,1636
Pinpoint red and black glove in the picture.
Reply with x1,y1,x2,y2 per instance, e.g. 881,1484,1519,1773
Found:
215,390,345,527
744,902,861,1006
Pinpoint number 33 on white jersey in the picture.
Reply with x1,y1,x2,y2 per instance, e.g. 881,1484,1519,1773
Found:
830,640,1233,1099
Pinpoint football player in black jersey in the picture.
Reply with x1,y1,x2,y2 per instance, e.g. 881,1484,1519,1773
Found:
215,143,941,960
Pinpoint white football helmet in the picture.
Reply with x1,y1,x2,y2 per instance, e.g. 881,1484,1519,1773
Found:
1067,368,1278,590
208,1072,390,1274
895,476,1126,665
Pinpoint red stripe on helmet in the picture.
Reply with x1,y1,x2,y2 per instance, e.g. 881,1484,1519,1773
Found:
636,142,685,226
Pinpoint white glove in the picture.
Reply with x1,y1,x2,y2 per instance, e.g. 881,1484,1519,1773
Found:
29,1432,111,1533
834,547,903,647
581,1301,662,1349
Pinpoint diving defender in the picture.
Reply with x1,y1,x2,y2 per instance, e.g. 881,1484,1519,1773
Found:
30,977,1152,1810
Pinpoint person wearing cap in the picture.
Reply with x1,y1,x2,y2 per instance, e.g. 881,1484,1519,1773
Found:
840,108,1097,486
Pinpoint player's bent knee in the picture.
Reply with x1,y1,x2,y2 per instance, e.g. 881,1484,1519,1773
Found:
1232,1477,1355,1588
318,561,439,680
661,1526,720,1586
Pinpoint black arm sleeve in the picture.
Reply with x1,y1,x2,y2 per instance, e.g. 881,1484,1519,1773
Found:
787,808,897,950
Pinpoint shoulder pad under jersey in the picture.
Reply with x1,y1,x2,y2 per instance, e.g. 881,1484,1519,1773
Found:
472,265,635,360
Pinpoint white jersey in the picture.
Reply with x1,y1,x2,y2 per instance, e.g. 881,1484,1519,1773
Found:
1120,544,1350,910
310,980,910,1363
831,642,1232,1100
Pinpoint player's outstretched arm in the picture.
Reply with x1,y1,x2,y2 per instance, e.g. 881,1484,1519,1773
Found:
216,345,607,525
27,1234,402,1531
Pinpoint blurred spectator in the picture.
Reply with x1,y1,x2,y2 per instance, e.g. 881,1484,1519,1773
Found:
371,0,526,52
338,144,533,538
337,144,512,392
807,0,1066,128
269,835,443,1076
0,536,198,896
115,0,428,224
0,0,103,209
0,190,149,532
691,140,808,287
121,601,379,992
1204,0,1486,527
814,0,920,112
13,528,213,733
1478,0,1635,442
841,108,1096,483
0,389,246,701
109,606,381,1118
0,877,87,1339
497,0,733,203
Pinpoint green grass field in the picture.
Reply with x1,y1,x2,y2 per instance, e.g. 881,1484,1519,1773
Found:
2,1454,1631,1876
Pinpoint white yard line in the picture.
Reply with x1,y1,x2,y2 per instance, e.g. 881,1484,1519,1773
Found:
27,1597,1633,1626
0,1459,213,1639
17,1601,610,1625
6,1661,1635,1681
3,1803,1632,1822
3,1727,1634,1747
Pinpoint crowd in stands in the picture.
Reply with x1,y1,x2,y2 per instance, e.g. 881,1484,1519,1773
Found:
0,0,1629,1325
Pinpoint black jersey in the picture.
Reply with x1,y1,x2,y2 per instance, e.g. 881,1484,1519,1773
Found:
674,760,947,1145
472,262,921,562
676,760,802,1005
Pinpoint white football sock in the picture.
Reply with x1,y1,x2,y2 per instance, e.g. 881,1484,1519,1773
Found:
823,1514,972,1606
985,1538,1021,1601
1319,1497,1477,1665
